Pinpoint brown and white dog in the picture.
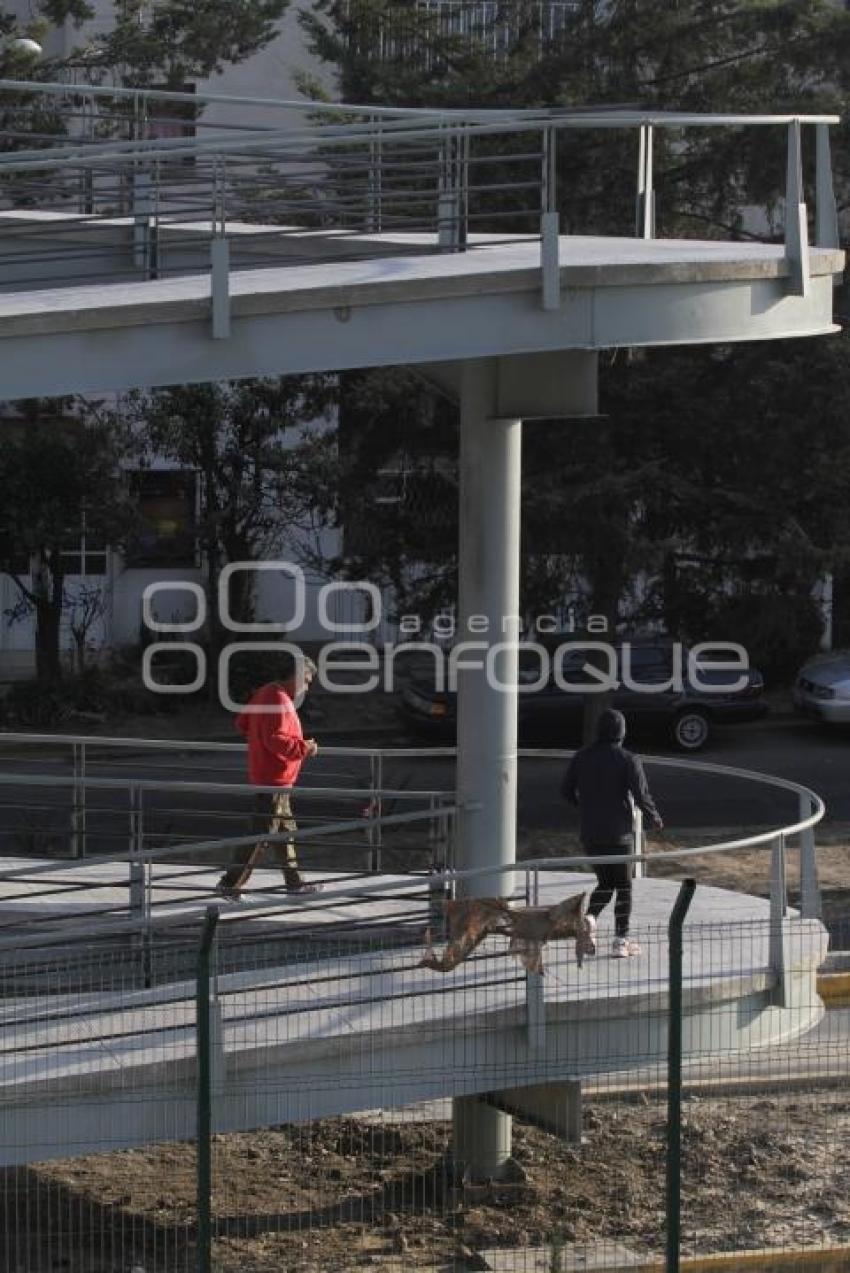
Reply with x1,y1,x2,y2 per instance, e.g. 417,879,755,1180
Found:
420,892,592,975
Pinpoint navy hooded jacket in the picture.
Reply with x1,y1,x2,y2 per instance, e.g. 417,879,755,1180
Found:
561,708,661,849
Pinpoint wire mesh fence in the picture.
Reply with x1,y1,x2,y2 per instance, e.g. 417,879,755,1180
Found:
0,866,845,1273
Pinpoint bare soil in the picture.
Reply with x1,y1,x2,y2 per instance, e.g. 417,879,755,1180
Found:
4,1092,850,1272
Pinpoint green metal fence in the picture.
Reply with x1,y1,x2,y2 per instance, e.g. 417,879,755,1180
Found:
0,856,845,1273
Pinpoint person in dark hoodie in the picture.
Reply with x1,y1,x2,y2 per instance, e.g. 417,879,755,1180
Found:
561,707,662,958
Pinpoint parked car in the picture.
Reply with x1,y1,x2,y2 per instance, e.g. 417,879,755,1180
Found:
793,652,850,725
400,636,767,751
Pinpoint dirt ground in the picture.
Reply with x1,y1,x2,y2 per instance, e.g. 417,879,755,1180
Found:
4,1092,850,1272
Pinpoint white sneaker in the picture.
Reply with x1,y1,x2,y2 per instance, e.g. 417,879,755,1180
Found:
577,914,597,958
612,936,642,958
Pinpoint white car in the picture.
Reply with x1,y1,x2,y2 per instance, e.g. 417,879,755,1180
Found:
793,653,850,724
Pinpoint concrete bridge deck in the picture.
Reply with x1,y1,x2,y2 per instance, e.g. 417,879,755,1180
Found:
0,233,842,397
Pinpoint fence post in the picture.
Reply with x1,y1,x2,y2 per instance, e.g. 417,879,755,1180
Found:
526,866,545,1053
196,905,220,1273
666,877,696,1273
769,832,789,1007
71,741,86,858
798,793,822,920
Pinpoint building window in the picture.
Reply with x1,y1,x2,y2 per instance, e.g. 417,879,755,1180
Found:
60,539,108,577
128,471,197,567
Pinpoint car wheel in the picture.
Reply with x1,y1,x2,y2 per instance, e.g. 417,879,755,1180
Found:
671,709,711,752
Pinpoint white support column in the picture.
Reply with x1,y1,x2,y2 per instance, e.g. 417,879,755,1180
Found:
453,357,521,1181
455,358,521,902
450,350,599,1181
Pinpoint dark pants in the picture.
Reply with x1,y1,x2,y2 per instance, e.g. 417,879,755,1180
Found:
219,791,301,892
587,848,633,938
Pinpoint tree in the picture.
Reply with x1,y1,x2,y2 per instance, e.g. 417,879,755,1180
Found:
0,0,291,87
120,378,336,691
300,0,850,669
0,409,135,681
0,0,306,687
332,368,458,622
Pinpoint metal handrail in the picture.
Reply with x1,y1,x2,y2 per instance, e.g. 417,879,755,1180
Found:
0,735,823,1004
0,86,840,307
0,106,840,172
0,77,839,127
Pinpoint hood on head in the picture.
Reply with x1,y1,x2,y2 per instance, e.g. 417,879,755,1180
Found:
596,708,626,744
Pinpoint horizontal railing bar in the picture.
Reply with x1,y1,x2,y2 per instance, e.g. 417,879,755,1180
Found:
0,108,839,175
0,771,446,799
0,80,840,127
0,805,461,885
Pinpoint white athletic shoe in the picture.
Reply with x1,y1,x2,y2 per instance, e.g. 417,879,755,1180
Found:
612,936,642,958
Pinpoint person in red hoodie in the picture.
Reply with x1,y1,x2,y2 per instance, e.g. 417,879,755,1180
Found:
216,652,321,900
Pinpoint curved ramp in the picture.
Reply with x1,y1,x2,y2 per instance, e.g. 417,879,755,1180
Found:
0,871,827,1166
0,235,842,399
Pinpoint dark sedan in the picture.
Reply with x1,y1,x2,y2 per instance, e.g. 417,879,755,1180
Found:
399,637,766,751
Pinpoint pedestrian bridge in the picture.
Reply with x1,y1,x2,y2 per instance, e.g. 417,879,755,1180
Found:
0,80,843,398
0,866,829,1166
0,731,829,1170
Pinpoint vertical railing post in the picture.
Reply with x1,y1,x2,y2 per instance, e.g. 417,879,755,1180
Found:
526,865,545,1053
815,123,839,251
131,168,153,275
799,793,822,920
437,126,467,252
541,124,560,310
366,113,383,233
632,805,645,880
129,783,145,923
196,905,220,1273
666,877,696,1273
784,119,810,296
211,157,230,339
71,741,86,858
636,123,655,239
769,832,789,1007
374,752,384,872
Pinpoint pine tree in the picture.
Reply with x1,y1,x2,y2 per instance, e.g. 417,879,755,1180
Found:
300,0,850,672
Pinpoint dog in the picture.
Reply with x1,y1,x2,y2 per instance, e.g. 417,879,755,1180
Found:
420,891,590,975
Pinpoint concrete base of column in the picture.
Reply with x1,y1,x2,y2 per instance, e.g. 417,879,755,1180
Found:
488,1080,583,1143
452,1094,513,1182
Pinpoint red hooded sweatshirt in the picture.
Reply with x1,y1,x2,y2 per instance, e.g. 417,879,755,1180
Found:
235,682,311,788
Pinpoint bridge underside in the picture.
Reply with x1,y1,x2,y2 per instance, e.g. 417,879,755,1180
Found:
0,227,842,398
